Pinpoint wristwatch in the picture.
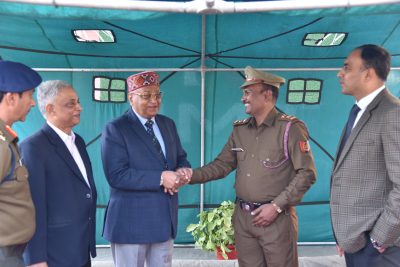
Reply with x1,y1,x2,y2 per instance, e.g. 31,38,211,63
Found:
271,202,282,214
370,237,384,250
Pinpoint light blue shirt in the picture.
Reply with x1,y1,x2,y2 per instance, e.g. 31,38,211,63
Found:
131,107,166,157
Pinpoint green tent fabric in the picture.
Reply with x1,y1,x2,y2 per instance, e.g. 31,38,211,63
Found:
1,1,399,244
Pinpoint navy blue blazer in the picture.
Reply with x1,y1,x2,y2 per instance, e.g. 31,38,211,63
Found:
20,124,97,267
101,109,190,244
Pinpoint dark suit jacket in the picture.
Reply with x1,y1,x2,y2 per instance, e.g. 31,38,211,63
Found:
101,108,190,243
21,124,97,267
331,89,400,253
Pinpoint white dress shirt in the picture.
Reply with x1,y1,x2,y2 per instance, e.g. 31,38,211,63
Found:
353,85,385,128
47,121,90,188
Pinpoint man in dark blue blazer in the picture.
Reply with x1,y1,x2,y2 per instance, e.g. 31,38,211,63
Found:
21,80,97,267
101,71,190,267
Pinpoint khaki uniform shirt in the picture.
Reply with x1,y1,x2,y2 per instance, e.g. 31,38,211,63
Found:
191,108,316,209
0,120,35,246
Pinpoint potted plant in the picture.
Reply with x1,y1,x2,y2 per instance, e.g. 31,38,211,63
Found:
186,200,236,260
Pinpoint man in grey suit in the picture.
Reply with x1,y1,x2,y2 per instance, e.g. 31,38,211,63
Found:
330,44,400,266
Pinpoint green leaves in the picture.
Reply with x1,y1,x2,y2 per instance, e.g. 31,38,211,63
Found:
186,200,235,259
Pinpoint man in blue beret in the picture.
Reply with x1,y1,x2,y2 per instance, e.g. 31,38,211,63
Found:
0,60,42,267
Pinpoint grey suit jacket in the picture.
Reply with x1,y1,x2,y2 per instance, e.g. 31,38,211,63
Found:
330,89,400,253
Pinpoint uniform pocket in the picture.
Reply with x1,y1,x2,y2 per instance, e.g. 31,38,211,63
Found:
259,149,288,169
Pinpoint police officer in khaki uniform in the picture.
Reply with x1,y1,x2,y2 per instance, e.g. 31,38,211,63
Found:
180,66,316,267
0,60,42,267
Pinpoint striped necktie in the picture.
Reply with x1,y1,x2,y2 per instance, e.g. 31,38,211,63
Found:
337,104,361,157
145,120,168,169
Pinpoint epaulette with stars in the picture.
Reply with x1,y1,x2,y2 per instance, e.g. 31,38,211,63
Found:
278,114,301,124
278,114,310,137
233,117,251,126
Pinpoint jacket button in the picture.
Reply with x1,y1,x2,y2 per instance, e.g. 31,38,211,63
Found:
86,193,91,199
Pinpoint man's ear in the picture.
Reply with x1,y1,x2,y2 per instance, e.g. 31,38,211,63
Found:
364,67,376,82
265,89,273,101
45,103,53,116
4,92,16,105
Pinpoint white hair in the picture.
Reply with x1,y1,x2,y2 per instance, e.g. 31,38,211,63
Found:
37,80,72,118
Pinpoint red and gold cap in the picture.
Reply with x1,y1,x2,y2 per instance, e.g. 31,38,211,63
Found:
127,71,160,93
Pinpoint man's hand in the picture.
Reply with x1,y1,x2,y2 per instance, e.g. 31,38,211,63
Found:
336,244,344,257
28,263,48,267
376,247,386,253
161,171,180,195
176,168,192,186
251,204,279,227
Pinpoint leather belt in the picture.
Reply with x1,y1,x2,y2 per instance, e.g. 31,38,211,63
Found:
236,197,271,212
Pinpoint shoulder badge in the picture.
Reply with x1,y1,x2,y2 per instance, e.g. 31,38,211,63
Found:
233,117,250,126
299,140,310,153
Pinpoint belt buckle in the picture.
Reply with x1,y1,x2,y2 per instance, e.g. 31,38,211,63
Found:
244,203,251,212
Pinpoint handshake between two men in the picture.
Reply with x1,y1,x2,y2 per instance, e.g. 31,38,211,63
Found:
161,168,193,195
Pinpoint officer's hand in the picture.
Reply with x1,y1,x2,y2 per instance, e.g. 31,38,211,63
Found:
28,262,48,267
176,167,192,184
251,204,279,227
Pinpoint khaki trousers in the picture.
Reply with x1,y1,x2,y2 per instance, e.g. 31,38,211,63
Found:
233,204,298,267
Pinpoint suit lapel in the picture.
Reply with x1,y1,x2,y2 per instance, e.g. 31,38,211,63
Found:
333,89,386,172
156,116,172,166
75,137,95,190
42,124,90,187
127,109,166,165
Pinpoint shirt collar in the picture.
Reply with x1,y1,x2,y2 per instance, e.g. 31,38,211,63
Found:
356,85,385,111
248,107,279,128
131,107,155,126
47,121,75,143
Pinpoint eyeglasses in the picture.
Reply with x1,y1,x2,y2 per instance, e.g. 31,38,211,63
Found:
131,91,163,100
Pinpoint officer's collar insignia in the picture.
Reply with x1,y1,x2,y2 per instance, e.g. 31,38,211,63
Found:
5,125,17,139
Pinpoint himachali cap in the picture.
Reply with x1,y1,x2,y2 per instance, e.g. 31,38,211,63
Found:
127,71,160,93
0,60,42,93
240,66,285,89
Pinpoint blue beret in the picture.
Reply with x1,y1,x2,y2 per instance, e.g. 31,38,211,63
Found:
0,61,42,93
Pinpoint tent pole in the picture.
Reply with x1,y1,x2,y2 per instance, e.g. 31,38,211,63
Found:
2,0,400,14
199,14,206,213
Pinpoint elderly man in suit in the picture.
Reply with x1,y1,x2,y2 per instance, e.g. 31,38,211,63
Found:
21,80,97,267
330,44,400,266
101,71,190,267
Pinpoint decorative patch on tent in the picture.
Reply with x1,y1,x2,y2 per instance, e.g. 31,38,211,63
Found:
286,79,322,105
72,29,116,43
92,76,127,103
302,33,347,47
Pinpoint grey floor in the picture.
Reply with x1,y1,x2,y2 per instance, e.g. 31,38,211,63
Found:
93,245,346,267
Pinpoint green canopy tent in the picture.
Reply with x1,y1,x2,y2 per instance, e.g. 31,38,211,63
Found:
1,0,399,244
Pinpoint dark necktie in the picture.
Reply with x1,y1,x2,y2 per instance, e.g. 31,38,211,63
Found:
145,120,168,169
337,104,361,157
